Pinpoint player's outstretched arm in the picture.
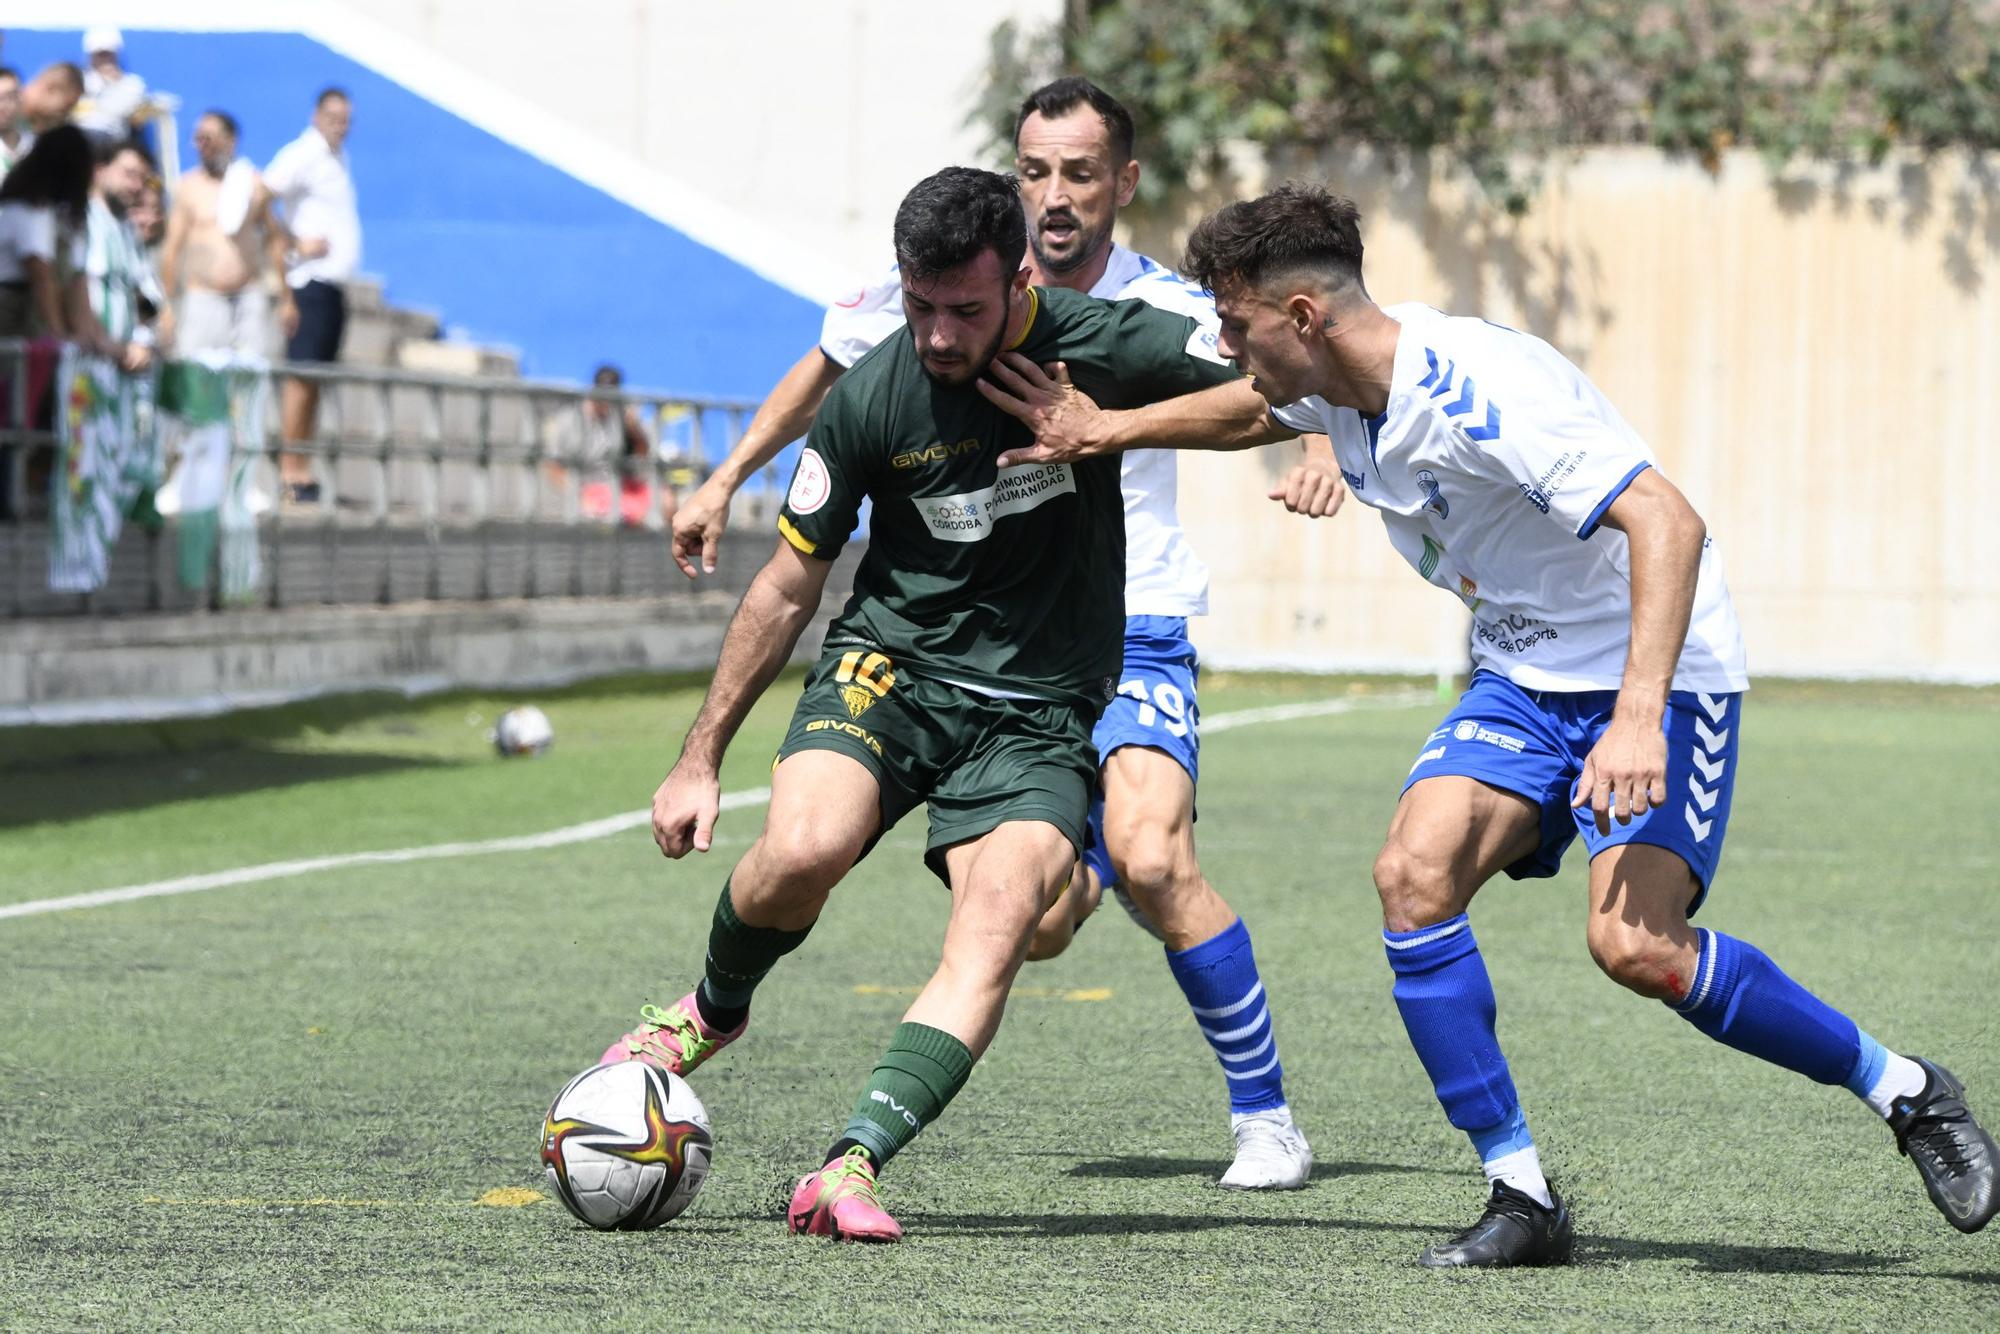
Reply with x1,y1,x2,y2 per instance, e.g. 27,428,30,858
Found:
673,347,846,579
653,539,834,857
1268,434,1346,517
985,355,1291,467
1572,467,1707,834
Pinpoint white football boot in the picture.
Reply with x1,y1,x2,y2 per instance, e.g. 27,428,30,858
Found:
1219,1107,1314,1190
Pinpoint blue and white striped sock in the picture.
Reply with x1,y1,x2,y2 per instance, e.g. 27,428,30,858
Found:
1166,917,1288,1114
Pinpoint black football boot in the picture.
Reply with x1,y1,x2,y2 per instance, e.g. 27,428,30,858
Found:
1887,1057,1998,1233
1418,1180,1574,1268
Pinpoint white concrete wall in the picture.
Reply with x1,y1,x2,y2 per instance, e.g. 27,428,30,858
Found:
337,0,1062,282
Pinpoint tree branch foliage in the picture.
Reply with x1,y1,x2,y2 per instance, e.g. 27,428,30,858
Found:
973,1,2000,212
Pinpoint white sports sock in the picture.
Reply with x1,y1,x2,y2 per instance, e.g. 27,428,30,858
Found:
1482,1144,1552,1210
1864,1053,1930,1119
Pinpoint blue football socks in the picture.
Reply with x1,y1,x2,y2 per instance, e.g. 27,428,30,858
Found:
1166,917,1288,1114
1385,913,1550,1205
1668,928,1861,1084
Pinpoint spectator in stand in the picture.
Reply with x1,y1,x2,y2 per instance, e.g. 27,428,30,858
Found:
128,174,164,251
18,62,84,140
0,68,26,177
0,125,112,351
265,87,359,505
546,363,679,527
0,125,115,518
158,110,295,360
84,136,161,372
77,28,148,145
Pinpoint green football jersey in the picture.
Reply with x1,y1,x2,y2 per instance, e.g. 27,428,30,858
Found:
778,285,1240,710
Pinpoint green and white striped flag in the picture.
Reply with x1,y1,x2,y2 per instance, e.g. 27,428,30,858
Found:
48,347,159,594
157,356,267,602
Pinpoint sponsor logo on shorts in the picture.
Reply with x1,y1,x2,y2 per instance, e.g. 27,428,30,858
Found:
915,463,1075,542
805,718,883,756
1451,720,1527,753
1409,745,1447,774
1342,468,1366,491
787,447,832,515
891,438,981,470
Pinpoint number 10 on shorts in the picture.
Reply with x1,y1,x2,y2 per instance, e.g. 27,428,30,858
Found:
1118,677,1190,737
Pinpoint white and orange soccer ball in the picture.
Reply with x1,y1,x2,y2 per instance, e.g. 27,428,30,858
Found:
493,705,554,757
541,1062,713,1230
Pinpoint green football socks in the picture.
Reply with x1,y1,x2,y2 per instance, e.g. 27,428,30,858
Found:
694,880,812,1029
836,1022,976,1168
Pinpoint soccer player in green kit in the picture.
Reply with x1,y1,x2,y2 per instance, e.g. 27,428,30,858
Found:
598,166,1246,1241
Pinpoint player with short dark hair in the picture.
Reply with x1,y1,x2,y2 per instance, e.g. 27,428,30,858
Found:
598,164,1250,1242
985,178,1999,1265
662,77,1338,1192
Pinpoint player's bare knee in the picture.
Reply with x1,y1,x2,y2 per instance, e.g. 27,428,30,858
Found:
1025,915,1074,962
1586,920,1683,999
1373,842,1457,932
745,821,854,902
1105,817,1197,902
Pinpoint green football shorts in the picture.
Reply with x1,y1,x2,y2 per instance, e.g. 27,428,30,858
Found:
777,646,1098,882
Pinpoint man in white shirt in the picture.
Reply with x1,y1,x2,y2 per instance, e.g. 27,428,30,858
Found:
77,27,148,144
265,87,360,503
652,80,1344,1192
987,181,1999,1264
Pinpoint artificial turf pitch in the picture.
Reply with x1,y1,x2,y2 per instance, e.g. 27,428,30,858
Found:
2,672,1996,1330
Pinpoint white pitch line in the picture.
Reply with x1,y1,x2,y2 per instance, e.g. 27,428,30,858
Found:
1,691,1429,924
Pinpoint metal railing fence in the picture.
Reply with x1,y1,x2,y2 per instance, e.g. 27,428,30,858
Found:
1,341,795,617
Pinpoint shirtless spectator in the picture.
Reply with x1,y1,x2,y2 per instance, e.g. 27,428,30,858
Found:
158,110,295,359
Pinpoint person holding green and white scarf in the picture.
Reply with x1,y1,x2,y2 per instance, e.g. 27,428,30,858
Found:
83,135,161,371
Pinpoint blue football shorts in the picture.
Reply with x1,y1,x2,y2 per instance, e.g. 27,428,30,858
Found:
1401,669,1744,912
1082,615,1200,891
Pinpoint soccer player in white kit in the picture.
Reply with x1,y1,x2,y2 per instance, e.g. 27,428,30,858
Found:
665,81,1342,1189
985,182,1998,1265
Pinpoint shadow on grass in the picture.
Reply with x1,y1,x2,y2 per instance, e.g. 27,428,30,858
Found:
905,1209,1996,1283
1064,1156,1435,1183
0,749,464,831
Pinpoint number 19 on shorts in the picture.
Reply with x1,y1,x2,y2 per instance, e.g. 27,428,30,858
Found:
1118,677,1190,737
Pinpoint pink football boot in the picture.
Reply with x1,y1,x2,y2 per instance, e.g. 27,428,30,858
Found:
600,993,745,1075
786,1147,903,1242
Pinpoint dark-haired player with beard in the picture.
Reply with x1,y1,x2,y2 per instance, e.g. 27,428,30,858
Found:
665,77,1333,1190
596,166,1248,1242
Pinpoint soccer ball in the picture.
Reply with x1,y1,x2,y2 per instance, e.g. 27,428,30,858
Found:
494,705,554,757
541,1061,713,1230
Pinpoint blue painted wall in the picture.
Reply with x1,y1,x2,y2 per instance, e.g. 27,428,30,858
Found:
8,28,820,412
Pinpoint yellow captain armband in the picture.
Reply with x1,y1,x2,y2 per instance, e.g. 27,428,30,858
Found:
777,514,818,555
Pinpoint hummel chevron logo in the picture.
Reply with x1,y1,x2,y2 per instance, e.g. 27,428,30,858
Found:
1688,775,1719,812
1416,349,1503,441
1685,807,1714,842
1694,719,1730,752
1696,692,1729,721
1690,749,1725,783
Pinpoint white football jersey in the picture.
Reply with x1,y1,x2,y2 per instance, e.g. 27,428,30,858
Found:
1272,304,1748,693
817,244,1216,616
